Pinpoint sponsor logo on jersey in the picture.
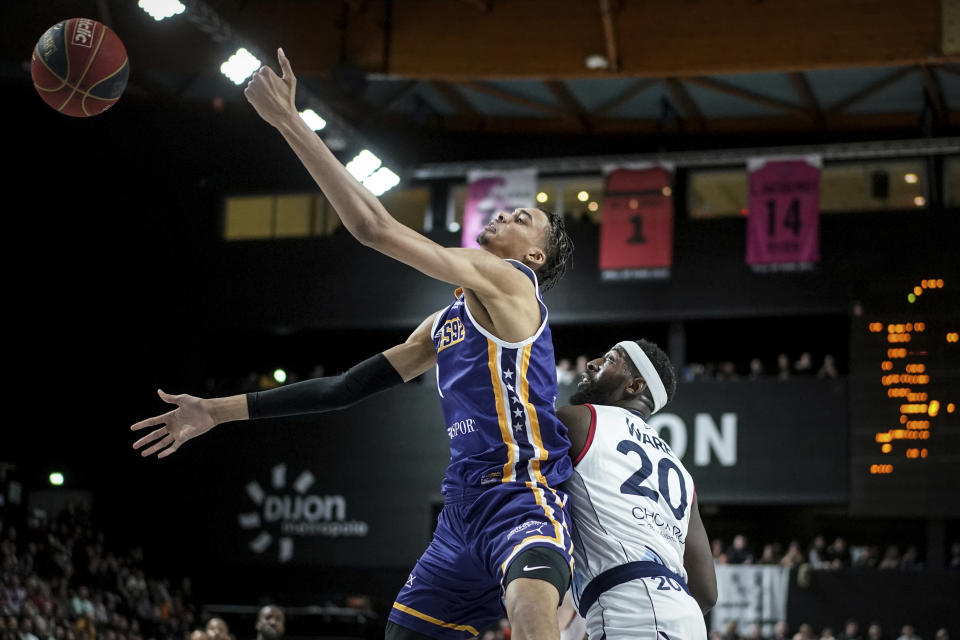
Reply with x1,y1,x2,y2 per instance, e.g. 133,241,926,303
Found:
437,317,466,352
508,520,549,538
631,505,686,544
73,19,96,47
481,470,502,486
447,417,478,439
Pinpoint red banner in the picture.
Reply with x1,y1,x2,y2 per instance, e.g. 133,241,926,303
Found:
746,157,821,270
599,167,673,280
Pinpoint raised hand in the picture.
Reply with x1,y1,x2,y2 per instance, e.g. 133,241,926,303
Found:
243,48,297,128
131,389,217,459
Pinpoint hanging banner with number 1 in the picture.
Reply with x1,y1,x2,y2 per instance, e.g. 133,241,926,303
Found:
599,167,673,280
746,156,821,271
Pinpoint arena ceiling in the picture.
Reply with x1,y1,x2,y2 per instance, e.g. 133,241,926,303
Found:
4,0,960,164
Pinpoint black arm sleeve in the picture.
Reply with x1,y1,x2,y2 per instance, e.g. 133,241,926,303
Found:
246,353,404,420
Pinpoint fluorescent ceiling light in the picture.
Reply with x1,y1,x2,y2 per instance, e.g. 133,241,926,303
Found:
299,109,327,131
220,48,261,85
138,0,185,21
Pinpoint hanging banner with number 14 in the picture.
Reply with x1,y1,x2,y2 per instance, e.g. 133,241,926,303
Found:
746,156,821,271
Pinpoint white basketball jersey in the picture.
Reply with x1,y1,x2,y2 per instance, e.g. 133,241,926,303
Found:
564,403,695,601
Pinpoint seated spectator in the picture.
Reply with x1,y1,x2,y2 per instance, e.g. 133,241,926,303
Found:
867,623,885,640
825,537,850,569
817,354,838,378
808,535,827,569
744,625,763,640
748,358,764,380
822,628,837,640
723,621,739,640
949,542,960,569
839,620,862,640
900,546,924,570
726,534,753,565
757,543,780,565
711,539,727,565
854,545,880,569
188,630,207,640
555,358,575,385
575,355,588,374
254,606,284,640
780,541,804,569
878,545,901,569
770,621,790,640
897,627,922,640
717,361,739,381
205,619,230,640
777,353,791,380
795,624,815,640
794,352,813,374
934,629,948,640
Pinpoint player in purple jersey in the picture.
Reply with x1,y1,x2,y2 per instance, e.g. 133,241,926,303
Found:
131,50,574,640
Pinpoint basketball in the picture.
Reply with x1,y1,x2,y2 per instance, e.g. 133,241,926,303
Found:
31,18,129,117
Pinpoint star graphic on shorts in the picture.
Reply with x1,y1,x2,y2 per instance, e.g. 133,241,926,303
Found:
513,408,524,418
506,383,515,392
503,369,514,379
514,422,524,432
511,396,523,405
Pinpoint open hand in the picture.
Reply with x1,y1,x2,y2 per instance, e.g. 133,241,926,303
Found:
131,390,216,458
243,48,297,128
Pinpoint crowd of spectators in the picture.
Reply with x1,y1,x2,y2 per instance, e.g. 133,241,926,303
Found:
681,352,839,383
0,505,202,640
710,534,960,571
711,620,950,640
556,352,840,385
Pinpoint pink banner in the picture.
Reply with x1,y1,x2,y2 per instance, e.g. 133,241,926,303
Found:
462,169,537,248
746,157,820,268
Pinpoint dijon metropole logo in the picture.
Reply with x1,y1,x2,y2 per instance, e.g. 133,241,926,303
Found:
238,463,369,562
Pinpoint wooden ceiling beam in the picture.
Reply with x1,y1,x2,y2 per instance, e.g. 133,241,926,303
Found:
826,66,917,113
544,81,593,131
664,79,705,131
429,81,479,116
367,110,938,137
592,79,657,116
599,0,621,72
232,0,956,80
460,82,569,117
920,65,947,120
789,72,825,128
685,76,809,119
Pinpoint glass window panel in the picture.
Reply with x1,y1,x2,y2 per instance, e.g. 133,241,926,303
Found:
688,169,748,218
820,160,926,212
380,187,430,230
274,195,313,238
945,157,960,207
562,177,604,223
225,196,273,240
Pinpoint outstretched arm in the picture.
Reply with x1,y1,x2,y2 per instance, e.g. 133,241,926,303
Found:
131,312,440,458
683,494,718,614
243,51,532,304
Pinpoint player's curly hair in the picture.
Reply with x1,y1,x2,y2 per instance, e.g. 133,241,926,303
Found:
536,208,574,292
619,338,678,407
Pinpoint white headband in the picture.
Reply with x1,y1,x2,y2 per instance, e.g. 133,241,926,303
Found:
615,341,668,414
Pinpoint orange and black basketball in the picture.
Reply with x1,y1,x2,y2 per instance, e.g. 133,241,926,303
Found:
31,18,129,117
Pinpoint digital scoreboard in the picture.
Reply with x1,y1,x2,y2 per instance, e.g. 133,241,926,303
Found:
850,278,960,516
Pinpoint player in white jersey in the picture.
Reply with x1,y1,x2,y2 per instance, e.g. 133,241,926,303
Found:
557,339,717,640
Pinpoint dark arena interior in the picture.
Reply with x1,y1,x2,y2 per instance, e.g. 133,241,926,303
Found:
2,1,959,640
